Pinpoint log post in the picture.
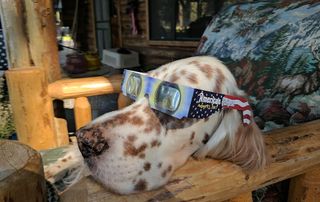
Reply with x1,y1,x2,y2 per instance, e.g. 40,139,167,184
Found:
1,0,64,149
5,68,58,150
117,93,132,109
74,97,92,130
288,166,320,201
0,0,61,82
54,118,70,146
0,140,47,202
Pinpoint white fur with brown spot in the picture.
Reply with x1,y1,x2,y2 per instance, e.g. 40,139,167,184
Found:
54,56,267,194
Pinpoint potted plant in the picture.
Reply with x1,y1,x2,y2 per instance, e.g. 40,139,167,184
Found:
0,76,15,139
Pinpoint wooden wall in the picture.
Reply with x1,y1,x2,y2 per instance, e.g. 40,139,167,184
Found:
113,0,196,70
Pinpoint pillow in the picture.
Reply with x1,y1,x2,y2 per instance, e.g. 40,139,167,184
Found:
196,0,320,131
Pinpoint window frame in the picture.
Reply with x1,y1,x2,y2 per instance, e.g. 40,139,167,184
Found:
146,0,199,47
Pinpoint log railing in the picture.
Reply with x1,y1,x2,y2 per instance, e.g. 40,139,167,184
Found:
47,74,320,201
47,74,125,129
58,120,320,202
5,68,125,149
47,75,123,99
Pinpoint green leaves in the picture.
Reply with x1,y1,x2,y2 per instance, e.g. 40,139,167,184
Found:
0,77,15,139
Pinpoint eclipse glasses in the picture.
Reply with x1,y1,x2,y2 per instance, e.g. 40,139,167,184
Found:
121,70,252,125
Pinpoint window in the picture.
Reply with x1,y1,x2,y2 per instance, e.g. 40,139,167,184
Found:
148,0,218,42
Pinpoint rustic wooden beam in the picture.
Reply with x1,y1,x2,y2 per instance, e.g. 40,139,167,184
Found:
0,140,47,201
54,117,70,146
169,120,320,201
0,0,31,68
117,93,132,109
48,74,123,99
66,120,320,201
0,0,60,82
74,97,92,130
288,166,320,201
5,68,58,150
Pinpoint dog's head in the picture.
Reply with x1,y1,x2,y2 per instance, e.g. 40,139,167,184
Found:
76,56,267,194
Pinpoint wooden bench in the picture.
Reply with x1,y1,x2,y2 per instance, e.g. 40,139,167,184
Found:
60,120,320,202
6,68,320,201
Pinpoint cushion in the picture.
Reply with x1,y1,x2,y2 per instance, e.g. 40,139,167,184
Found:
196,0,320,131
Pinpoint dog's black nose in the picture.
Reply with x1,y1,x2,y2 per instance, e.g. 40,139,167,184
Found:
76,126,109,158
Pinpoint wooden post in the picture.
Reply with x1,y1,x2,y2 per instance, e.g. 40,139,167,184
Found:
0,0,61,82
0,140,47,202
74,97,92,130
5,68,58,150
117,93,132,109
54,118,70,146
288,166,320,201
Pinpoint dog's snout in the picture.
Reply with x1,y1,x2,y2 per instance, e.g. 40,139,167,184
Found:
76,126,109,158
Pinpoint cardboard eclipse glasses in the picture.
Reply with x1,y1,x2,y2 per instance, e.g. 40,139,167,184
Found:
121,70,252,125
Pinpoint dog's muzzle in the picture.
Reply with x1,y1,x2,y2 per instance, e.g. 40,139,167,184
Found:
76,127,109,158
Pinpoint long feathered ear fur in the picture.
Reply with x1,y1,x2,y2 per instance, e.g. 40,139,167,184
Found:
194,92,267,171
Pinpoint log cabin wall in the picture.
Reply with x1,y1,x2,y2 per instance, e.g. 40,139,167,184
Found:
112,0,250,70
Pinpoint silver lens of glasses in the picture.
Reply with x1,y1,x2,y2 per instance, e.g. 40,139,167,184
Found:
157,83,181,112
126,74,141,98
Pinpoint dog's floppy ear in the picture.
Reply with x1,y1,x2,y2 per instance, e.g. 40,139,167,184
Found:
194,94,267,171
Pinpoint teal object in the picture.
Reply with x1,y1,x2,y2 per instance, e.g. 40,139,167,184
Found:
197,1,320,130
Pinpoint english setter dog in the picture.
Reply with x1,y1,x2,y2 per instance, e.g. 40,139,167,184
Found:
45,56,267,195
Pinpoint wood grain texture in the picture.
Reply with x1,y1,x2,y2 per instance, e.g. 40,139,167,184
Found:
74,97,92,130
0,140,47,202
0,0,61,82
48,74,123,99
0,0,31,68
60,178,88,202
288,167,320,202
5,68,58,150
67,120,320,202
54,118,69,147
117,93,133,109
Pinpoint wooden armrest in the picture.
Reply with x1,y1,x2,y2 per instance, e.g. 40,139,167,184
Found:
48,74,123,99
58,120,320,201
